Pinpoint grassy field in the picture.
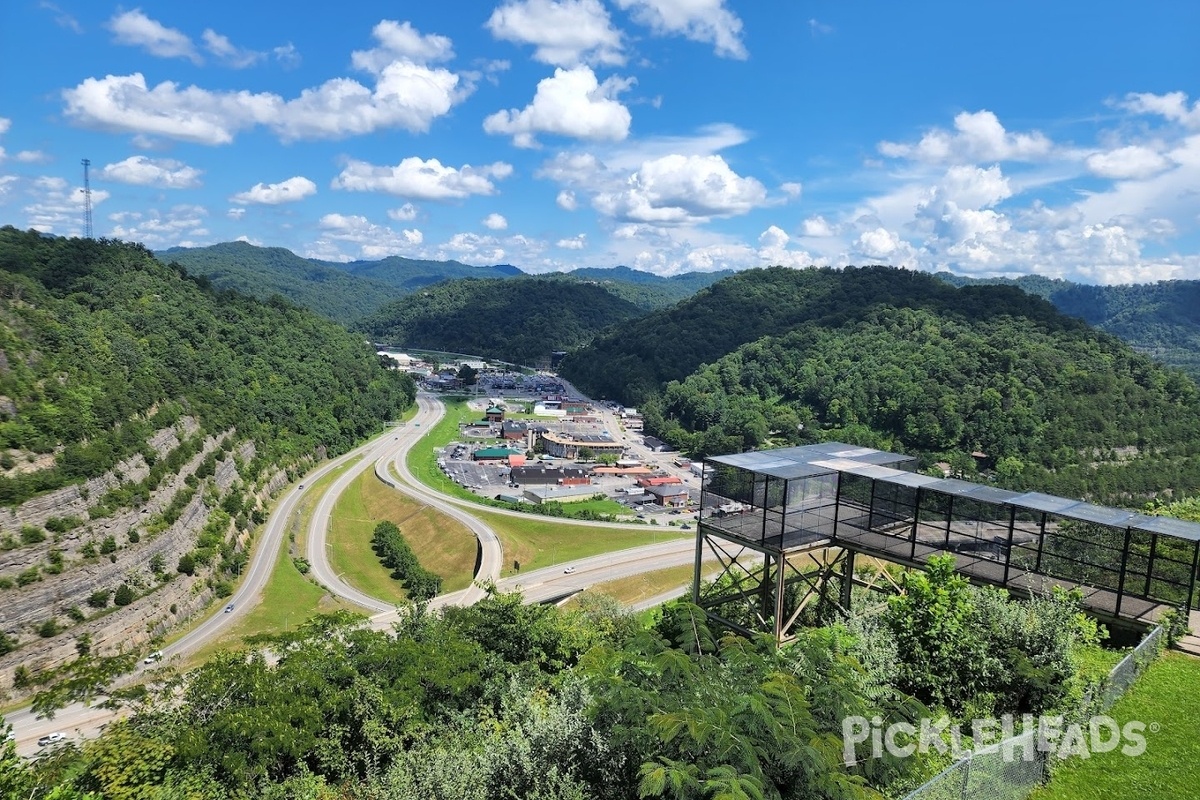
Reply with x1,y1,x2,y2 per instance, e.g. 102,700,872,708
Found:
476,509,689,576
328,465,478,599
1030,652,1200,800
562,562,725,608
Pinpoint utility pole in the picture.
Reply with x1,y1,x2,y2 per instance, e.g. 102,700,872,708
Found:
81,158,94,239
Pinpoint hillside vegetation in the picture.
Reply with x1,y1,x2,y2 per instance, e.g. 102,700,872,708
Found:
359,276,645,366
0,227,414,681
562,265,1200,504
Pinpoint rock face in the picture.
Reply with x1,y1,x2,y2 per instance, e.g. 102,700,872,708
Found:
0,420,279,699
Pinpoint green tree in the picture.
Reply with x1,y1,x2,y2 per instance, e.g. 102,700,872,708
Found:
113,584,135,607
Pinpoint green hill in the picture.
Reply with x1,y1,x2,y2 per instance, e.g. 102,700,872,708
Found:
358,276,645,366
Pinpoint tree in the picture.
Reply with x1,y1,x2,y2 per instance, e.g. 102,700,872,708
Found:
113,584,135,606
457,364,478,386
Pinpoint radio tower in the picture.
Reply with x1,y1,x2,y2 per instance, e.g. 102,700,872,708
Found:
81,158,94,239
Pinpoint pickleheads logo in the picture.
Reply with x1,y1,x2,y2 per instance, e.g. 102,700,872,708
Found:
841,714,1151,766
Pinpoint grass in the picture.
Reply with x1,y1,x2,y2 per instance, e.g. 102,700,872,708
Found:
1030,652,1200,800
562,562,725,608
328,465,478,600
477,509,689,576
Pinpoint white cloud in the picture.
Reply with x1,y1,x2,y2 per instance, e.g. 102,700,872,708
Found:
1086,145,1171,180
310,213,425,260
351,20,454,72
757,225,815,268
202,29,264,68
593,153,768,224
483,213,508,230
0,118,10,135
332,157,513,200
15,150,50,164
780,181,802,198
273,43,301,68
614,0,746,59
21,175,111,235
484,66,633,147
230,176,317,205
487,0,623,67
387,203,418,221
801,215,834,237
40,2,82,34
227,207,245,219
557,233,586,249
107,9,200,64
936,164,1012,208
106,205,208,248
1117,91,1200,129
556,189,578,210
100,155,202,188
809,18,834,36
878,110,1053,163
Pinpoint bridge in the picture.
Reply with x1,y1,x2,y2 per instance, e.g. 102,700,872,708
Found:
693,442,1200,641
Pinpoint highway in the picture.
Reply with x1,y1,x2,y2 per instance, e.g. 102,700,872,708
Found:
5,389,729,756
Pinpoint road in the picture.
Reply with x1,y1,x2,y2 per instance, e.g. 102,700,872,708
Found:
6,389,727,756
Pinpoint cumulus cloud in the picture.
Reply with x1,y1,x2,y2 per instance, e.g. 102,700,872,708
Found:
107,9,201,64
801,215,834,237
230,176,317,204
557,233,586,248
556,189,578,210
483,213,508,230
21,175,111,235
309,213,425,260
780,181,802,198
14,151,50,164
614,0,746,58
106,204,209,247
1117,91,1200,129
100,155,202,188
486,0,623,67
351,20,454,72
878,110,1053,163
387,202,418,221
332,157,512,200
484,66,633,147
64,22,469,144
593,153,768,224
1086,145,1172,180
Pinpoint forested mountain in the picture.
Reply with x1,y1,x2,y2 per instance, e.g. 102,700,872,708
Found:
0,227,414,678
158,241,406,324
560,265,1076,406
546,266,732,311
341,253,521,288
359,276,645,366
562,265,1200,504
936,272,1200,379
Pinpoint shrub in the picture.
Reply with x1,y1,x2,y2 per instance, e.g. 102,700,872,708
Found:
127,530,140,544
66,605,86,622
113,583,135,606
0,577,13,589
38,619,60,638
0,632,15,655
149,553,165,574
292,557,310,575
169,603,177,614
177,553,196,576
45,516,82,533
16,567,40,586
13,665,31,689
99,535,117,555
19,526,45,544
87,588,111,608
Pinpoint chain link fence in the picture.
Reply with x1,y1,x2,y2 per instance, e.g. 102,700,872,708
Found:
899,624,1164,800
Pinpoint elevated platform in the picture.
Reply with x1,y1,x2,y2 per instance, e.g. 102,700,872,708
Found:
694,443,1200,638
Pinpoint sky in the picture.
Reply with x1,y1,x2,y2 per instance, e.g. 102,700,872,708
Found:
1,1,1198,283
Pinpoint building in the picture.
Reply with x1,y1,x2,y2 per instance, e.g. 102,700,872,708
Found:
637,475,683,488
537,430,625,459
485,405,505,422
523,485,597,504
472,446,523,462
646,483,690,507
564,400,589,415
510,465,591,486
643,435,672,452
500,420,529,441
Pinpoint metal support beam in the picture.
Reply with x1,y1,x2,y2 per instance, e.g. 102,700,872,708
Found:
1188,541,1199,612
909,488,921,562
1002,505,1017,585
1143,534,1158,598
1115,527,1134,617
840,550,856,611
1034,512,1047,575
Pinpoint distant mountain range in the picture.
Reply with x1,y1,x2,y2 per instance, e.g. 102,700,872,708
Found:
158,242,1200,381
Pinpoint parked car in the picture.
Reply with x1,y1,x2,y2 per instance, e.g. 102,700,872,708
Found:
37,732,65,747
143,651,164,664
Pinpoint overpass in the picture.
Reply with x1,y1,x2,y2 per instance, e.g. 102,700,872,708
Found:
694,442,1200,641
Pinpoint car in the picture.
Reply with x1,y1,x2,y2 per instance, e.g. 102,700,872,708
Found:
563,566,576,574
681,524,692,530
143,651,163,664
298,483,304,489
37,732,65,747
224,603,235,613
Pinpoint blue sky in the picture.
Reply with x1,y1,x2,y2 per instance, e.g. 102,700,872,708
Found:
1,1,1198,283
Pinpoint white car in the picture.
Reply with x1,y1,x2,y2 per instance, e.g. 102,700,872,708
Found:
143,651,163,664
563,566,576,574
37,732,65,747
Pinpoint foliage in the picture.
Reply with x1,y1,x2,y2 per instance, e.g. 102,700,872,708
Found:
0,228,417,507
112,584,134,606
371,520,442,601
359,276,645,367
